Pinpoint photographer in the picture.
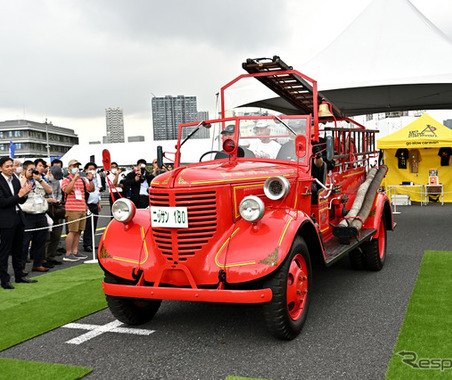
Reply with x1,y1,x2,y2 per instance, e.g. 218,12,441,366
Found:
20,160,54,272
123,159,154,208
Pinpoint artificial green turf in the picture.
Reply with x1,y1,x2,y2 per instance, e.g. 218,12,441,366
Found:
0,263,107,351
0,358,92,380
386,251,452,379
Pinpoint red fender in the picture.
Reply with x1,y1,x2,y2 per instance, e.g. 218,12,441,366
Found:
362,192,393,239
222,209,316,283
98,209,152,281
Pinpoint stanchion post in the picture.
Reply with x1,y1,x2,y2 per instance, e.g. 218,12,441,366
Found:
85,211,98,264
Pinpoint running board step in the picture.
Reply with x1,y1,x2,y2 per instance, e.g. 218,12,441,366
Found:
323,228,377,266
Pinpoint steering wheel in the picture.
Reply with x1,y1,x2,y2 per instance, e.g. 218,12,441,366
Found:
199,150,223,162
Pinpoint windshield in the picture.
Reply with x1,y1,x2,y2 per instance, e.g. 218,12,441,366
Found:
177,116,310,165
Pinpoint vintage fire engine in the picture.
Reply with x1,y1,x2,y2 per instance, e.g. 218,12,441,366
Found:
99,56,394,340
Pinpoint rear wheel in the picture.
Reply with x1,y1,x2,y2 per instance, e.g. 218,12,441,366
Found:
362,216,387,271
349,247,365,270
104,273,162,325
263,237,312,340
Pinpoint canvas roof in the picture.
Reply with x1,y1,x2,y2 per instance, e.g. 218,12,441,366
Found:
229,0,452,116
376,113,452,149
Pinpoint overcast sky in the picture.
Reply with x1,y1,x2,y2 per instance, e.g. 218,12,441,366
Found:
1,0,452,144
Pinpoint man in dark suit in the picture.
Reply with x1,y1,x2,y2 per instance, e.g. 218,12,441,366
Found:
0,156,34,289
123,159,154,208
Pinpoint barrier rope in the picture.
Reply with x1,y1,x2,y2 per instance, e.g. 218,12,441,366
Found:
24,211,113,233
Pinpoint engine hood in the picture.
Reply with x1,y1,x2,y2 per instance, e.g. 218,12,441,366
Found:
151,161,298,188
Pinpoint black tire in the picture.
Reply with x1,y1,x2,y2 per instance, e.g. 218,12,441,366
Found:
349,247,365,270
362,216,387,271
104,274,162,325
262,237,312,340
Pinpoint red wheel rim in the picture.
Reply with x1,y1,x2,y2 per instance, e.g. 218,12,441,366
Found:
378,218,386,259
286,253,308,320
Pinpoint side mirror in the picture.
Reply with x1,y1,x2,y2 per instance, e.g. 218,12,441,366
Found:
157,146,163,168
295,135,307,158
326,135,333,161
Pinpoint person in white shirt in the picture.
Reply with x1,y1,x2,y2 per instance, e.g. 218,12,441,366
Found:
83,162,102,253
248,120,281,159
106,161,126,209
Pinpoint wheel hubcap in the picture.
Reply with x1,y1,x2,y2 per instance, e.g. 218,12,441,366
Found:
286,253,308,320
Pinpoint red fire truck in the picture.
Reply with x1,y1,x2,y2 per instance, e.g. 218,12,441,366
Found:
99,56,394,340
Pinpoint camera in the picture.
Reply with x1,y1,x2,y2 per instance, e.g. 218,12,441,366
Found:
31,169,40,175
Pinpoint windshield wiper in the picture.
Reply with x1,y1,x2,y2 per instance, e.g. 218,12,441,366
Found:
274,115,296,136
180,121,204,147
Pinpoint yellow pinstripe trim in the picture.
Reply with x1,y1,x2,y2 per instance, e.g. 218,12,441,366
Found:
214,228,256,268
112,226,149,265
278,216,294,246
192,173,292,185
233,183,264,218
342,169,365,178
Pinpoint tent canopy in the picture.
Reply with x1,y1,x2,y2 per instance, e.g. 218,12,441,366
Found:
229,0,452,116
377,113,452,149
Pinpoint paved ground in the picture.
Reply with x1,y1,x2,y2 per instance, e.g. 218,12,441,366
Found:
2,202,452,380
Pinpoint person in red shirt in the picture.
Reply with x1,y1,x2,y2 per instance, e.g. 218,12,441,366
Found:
61,159,94,262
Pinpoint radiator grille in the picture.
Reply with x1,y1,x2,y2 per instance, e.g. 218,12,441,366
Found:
149,190,217,261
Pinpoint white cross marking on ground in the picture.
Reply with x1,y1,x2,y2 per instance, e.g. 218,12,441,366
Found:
62,320,155,345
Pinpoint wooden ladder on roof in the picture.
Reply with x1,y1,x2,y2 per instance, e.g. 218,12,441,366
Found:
242,56,344,118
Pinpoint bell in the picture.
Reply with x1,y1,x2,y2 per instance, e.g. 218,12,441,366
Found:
318,102,333,118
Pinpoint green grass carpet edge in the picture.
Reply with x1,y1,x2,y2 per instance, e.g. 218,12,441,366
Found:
386,250,452,379
0,358,92,380
0,264,107,351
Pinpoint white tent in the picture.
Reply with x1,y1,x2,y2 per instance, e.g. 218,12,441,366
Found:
60,139,213,168
230,0,452,116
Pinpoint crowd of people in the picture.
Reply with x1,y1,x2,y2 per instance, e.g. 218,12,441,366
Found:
0,156,171,290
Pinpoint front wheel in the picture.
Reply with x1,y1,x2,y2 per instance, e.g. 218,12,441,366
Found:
104,274,162,325
262,237,312,340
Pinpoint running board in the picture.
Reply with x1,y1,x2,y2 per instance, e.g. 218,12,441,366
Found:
323,228,377,266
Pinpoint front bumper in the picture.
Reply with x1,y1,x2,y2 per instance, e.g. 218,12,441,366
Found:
102,282,273,304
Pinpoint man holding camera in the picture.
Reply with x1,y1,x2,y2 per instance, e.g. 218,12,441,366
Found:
82,162,102,253
123,159,154,208
61,159,94,262
20,160,54,272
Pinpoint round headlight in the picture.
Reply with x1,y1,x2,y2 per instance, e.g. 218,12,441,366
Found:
239,196,265,223
264,176,290,200
112,198,136,223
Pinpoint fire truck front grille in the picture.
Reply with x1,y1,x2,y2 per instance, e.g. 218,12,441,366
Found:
150,191,217,261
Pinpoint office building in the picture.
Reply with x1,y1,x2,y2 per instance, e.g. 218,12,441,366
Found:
0,119,78,159
105,108,125,143
128,136,145,142
152,95,201,140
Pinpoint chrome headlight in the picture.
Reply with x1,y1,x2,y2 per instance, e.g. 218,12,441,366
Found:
239,196,265,223
112,198,136,223
264,176,290,200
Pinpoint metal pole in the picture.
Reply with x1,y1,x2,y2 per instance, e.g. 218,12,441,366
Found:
85,211,98,264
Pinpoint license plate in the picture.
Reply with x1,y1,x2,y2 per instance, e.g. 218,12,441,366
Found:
151,206,188,228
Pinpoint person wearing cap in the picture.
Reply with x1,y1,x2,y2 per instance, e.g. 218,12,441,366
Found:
214,125,255,159
61,159,94,262
44,164,65,266
248,120,281,159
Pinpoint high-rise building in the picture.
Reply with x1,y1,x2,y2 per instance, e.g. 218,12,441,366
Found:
105,108,125,143
152,96,200,140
